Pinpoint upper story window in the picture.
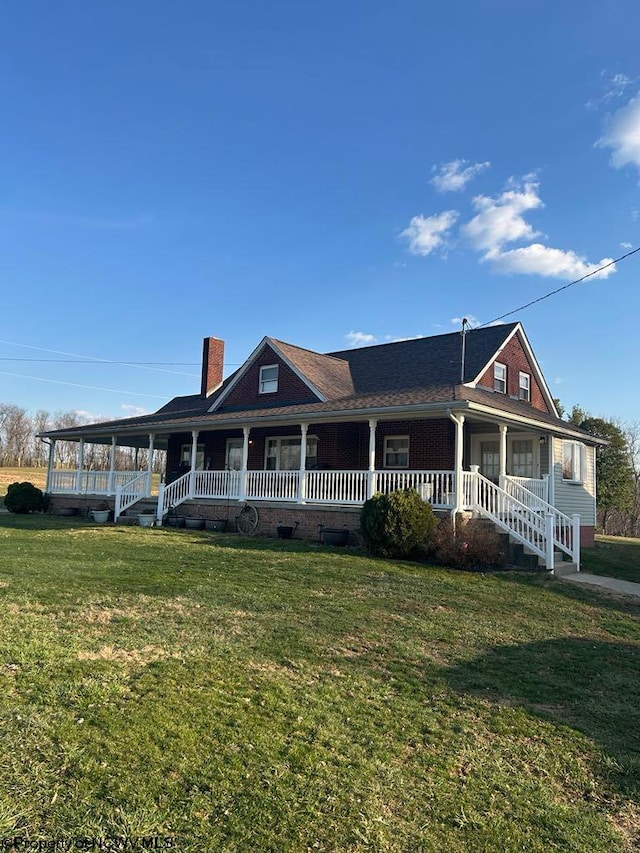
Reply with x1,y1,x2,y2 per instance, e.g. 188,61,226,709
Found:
384,436,409,468
259,364,278,394
494,362,506,394
519,371,531,402
562,441,585,483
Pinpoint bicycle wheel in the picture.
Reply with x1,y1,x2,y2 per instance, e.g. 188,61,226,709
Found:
236,503,259,535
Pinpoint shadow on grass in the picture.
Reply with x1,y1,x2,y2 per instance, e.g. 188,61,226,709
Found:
446,637,640,801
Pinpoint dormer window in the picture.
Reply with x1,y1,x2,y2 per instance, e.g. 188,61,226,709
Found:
259,364,278,394
519,371,530,402
494,362,506,393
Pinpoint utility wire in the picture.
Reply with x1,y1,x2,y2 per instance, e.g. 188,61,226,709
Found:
480,245,640,327
0,370,168,398
0,358,200,365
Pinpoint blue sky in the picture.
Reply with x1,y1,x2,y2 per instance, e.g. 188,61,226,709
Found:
1,0,639,423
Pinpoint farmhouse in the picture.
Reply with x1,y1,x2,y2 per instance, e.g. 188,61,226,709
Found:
41,323,600,568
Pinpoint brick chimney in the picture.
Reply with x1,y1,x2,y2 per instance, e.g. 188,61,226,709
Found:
201,337,224,397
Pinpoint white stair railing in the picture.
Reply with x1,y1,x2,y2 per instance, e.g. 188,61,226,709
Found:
502,475,549,508
466,470,580,569
114,471,151,520
156,471,192,522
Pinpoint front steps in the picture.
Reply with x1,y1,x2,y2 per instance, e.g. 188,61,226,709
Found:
473,517,576,574
115,498,157,525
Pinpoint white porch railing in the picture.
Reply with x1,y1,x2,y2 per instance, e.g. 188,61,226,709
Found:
305,470,369,504
375,470,455,507
49,469,144,495
502,474,549,506
157,471,191,521
464,470,579,569
246,470,300,501
193,470,241,500
114,472,151,521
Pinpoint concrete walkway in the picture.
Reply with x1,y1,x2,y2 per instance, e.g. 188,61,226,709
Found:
559,571,640,599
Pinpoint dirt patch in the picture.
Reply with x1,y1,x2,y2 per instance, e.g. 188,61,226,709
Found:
608,802,640,851
78,644,179,666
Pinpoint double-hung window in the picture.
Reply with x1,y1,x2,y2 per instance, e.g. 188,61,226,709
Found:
494,362,507,393
180,443,205,470
259,364,278,394
519,372,531,402
384,436,409,468
265,436,318,470
562,441,585,483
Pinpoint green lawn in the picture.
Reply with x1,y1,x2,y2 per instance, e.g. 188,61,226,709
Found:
0,515,639,851
582,535,640,584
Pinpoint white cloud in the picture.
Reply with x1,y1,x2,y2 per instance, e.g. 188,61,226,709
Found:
597,91,640,172
430,159,490,192
451,315,481,328
401,210,459,256
486,243,616,280
620,241,633,250
121,404,149,417
73,409,108,424
345,331,378,347
461,178,543,251
587,71,635,109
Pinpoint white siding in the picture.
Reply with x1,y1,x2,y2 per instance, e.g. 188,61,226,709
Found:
552,440,596,526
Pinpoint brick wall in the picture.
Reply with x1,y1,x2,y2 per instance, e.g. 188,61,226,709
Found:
477,331,551,413
220,344,319,409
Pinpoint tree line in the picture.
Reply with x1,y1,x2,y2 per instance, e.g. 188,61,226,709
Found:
0,403,165,473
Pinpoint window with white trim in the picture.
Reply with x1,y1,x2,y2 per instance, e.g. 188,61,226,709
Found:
226,438,243,470
494,362,506,393
265,436,318,470
259,364,278,394
562,441,585,483
519,371,530,402
511,439,534,478
180,443,205,470
384,436,409,468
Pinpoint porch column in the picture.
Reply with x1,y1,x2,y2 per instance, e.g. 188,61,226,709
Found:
367,419,377,499
240,426,250,501
498,424,508,484
75,438,85,494
298,423,308,503
146,434,155,496
453,414,465,514
108,436,117,494
189,430,199,498
45,439,56,493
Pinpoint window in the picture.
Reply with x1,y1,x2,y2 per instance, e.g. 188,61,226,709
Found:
259,364,278,394
562,441,585,483
511,439,534,478
226,438,243,470
265,436,318,470
494,362,506,393
480,440,500,482
519,372,531,402
180,443,205,470
384,436,409,468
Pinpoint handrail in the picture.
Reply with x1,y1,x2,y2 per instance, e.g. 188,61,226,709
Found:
502,475,548,508
156,471,191,522
466,470,579,568
114,471,150,520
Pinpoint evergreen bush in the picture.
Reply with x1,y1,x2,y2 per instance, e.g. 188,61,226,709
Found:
4,481,47,514
360,488,438,559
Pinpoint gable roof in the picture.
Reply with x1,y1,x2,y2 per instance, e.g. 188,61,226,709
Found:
327,323,519,393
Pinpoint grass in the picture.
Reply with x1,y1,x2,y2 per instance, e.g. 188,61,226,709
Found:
0,466,46,497
0,515,639,851
582,535,640,584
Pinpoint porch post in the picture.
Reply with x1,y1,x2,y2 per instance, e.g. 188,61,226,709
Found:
454,415,465,514
189,430,199,498
146,433,155,496
240,426,250,501
108,436,117,495
367,419,377,499
498,424,508,485
75,438,85,494
298,423,308,503
45,439,56,493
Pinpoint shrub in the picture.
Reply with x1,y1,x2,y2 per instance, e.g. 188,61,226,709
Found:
360,488,438,559
431,517,507,569
4,481,47,514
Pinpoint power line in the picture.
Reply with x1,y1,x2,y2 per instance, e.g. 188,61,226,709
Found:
0,339,199,378
480,245,640,327
0,358,200,365
0,370,168,398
